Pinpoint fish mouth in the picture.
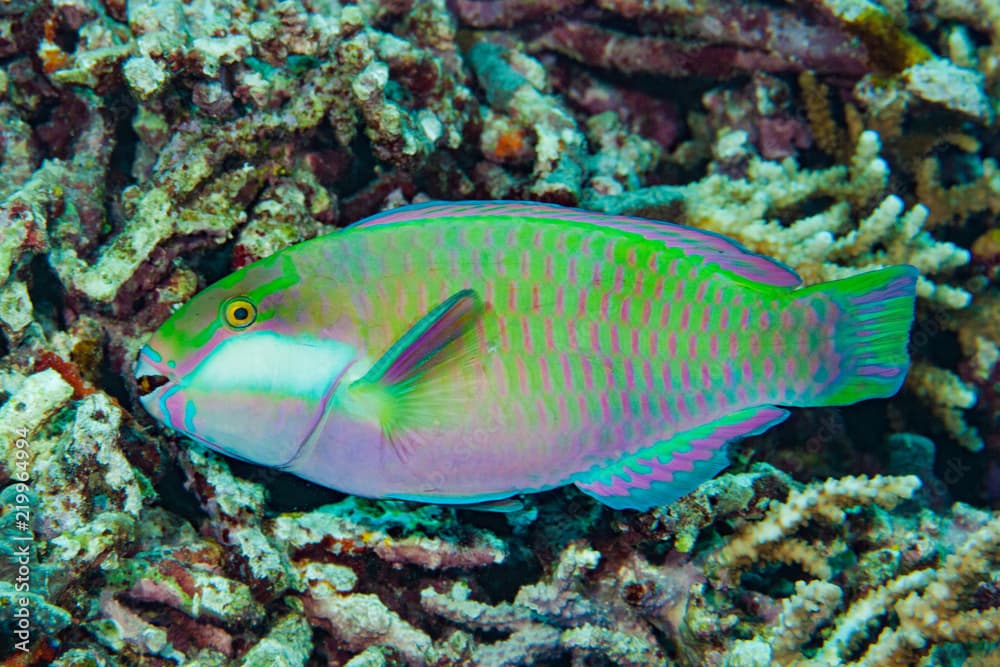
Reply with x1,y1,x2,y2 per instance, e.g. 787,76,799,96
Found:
135,346,173,399
137,373,170,397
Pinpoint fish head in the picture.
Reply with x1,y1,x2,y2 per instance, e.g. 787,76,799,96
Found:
135,253,356,467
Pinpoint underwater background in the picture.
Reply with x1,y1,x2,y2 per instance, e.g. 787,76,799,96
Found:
0,0,999,664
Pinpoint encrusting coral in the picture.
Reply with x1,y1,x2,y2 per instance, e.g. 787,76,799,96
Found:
0,0,998,664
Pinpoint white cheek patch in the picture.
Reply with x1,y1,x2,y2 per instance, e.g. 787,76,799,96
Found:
187,332,356,401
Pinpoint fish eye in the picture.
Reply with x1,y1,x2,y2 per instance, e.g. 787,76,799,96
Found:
222,296,257,329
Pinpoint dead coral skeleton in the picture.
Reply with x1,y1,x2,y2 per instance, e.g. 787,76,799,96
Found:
459,0,873,77
693,474,1000,666
849,515,1000,666
420,541,674,666
591,130,971,309
712,474,922,580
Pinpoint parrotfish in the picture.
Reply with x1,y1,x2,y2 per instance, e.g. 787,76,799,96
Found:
135,201,917,510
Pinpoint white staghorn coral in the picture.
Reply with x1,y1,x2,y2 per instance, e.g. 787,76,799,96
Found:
682,131,971,308
713,474,921,576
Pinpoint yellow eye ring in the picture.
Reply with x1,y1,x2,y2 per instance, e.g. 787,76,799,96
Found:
222,296,257,329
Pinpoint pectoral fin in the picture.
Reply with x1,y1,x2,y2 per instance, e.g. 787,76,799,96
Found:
347,289,485,461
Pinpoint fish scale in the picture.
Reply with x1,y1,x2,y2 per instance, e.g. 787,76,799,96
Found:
331,220,802,479
352,223,657,470
136,201,918,510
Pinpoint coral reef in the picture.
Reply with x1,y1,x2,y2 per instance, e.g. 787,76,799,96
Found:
0,0,998,664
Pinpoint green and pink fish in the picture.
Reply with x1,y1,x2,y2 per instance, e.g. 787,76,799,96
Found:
135,201,917,511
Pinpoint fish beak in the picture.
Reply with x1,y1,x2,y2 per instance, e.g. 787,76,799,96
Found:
135,347,172,398
137,373,170,397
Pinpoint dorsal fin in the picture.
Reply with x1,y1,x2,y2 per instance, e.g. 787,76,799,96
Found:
349,200,802,287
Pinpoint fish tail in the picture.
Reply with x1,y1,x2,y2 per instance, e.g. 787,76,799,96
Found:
796,265,918,406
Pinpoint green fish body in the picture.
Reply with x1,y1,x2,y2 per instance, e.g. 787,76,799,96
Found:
135,201,917,510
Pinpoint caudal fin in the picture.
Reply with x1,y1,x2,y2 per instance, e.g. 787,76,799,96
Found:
803,265,918,406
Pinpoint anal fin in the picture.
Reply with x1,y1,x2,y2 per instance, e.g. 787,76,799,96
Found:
573,406,789,511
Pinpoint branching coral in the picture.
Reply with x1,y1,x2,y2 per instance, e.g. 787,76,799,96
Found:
712,474,921,582
419,541,673,666
906,360,982,452
824,513,1000,666
952,288,1000,463
915,153,1000,227
467,39,586,204
3,0,478,324
686,472,1000,665
926,0,1000,93
591,130,972,308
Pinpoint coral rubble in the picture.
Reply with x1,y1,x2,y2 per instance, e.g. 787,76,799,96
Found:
0,0,998,665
